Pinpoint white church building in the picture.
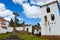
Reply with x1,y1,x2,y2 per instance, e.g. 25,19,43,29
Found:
40,1,60,35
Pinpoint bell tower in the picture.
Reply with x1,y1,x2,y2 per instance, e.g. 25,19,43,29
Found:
40,1,60,35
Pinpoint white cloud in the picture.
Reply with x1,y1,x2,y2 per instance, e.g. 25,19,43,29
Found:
46,0,60,3
12,0,27,5
0,3,5,11
0,3,14,21
17,17,23,20
12,0,42,18
30,0,44,5
39,22,41,24
30,0,60,5
58,0,60,3
4,18,11,21
22,3,41,18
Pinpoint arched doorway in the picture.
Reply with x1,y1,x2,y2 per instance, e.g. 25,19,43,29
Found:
27,28,28,32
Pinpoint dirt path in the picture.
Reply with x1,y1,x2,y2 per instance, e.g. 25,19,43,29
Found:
41,35,60,40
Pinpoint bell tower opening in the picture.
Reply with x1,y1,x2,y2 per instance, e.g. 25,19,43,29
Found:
46,7,50,13
51,14,55,21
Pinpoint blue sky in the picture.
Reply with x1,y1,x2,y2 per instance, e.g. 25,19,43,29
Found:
0,0,41,25
0,0,60,25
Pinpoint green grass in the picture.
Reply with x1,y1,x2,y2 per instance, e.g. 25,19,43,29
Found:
0,33,48,40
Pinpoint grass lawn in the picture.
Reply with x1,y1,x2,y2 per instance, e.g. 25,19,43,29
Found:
0,33,48,40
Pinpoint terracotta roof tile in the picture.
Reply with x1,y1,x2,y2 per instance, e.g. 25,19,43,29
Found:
1,26,7,29
32,25,41,31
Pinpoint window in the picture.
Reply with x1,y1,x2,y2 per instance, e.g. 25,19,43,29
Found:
46,7,50,13
37,29,38,31
27,28,28,32
51,14,55,21
44,16,47,22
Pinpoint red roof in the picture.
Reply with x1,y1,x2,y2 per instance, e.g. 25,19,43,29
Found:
32,25,41,31
1,26,7,29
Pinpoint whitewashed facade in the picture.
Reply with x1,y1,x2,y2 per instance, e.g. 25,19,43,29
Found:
7,25,32,33
16,25,32,33
34,29,41,34
40,1,60,35
24,26,32,33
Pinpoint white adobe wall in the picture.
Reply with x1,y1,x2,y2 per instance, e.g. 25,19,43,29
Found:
40,2,60,35
7,27,13,32
16,27,24,31
34,29,41,34
25,26,32,33
0,28,7,33
16,26,32,33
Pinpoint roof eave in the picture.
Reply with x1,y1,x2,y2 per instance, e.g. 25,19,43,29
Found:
40,1,58,8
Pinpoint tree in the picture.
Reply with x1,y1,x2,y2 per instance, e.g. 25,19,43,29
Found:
9,18,14,27
37,23,40,26
23,21,25,24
